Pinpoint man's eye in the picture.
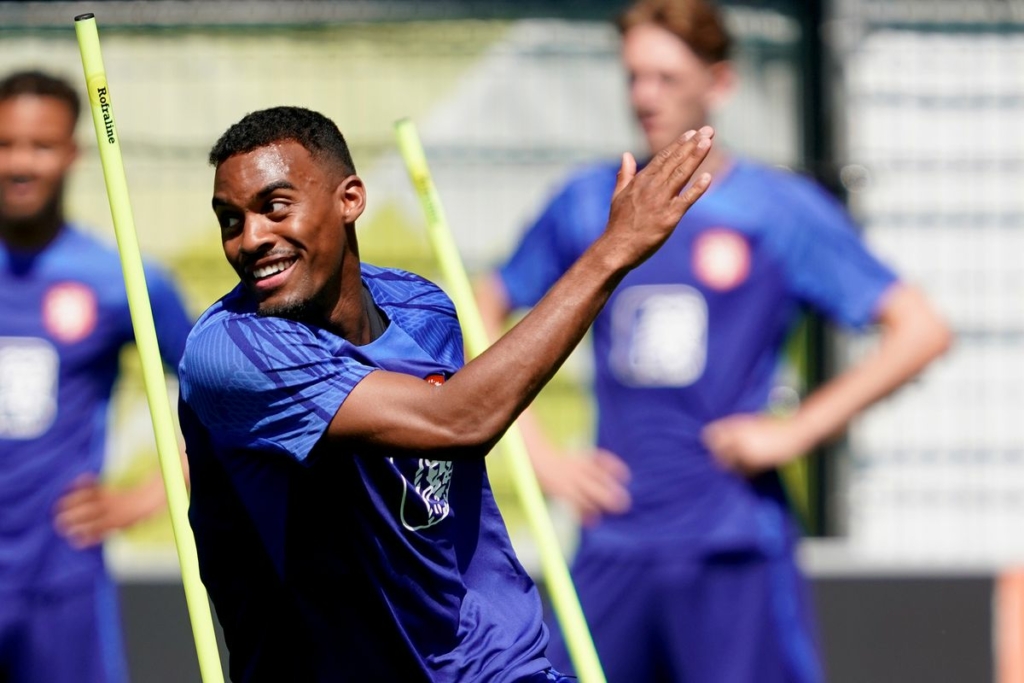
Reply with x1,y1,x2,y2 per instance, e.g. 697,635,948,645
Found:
219,215,241,230
268,200,288,214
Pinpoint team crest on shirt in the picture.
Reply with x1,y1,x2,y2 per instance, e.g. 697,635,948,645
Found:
692,228,751,291
390,372,454,531
43,282,98,344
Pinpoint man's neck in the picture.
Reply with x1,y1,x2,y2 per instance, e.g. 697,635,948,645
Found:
0,211,64,251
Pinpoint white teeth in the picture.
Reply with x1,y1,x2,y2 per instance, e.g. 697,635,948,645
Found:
253,260,294,280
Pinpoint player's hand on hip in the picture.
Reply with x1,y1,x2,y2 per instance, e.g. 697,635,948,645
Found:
602,126,714,269
537,448,632,525
701,413,813,476
54,474,157,548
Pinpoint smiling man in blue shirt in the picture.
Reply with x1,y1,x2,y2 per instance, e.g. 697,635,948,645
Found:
178,105,714,681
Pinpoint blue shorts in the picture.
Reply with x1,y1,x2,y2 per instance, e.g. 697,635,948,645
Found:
0,575,128,683
545,546,822,683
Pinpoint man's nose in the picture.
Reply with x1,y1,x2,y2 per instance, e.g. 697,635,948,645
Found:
1,143,38,175
631,74,662,106
238,215,275,255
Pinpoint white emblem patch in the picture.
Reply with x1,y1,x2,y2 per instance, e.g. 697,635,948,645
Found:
43,283,98,344
609,285,707,387
0,337,59,439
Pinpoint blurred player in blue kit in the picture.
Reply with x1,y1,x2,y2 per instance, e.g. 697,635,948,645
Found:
0,70,193,683
177,106,714,681
474,1,952,681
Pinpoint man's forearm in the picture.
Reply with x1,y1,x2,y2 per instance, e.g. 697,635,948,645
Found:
443,237,628,450
790,284,952,449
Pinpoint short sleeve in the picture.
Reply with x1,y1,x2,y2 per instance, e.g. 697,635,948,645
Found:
143,261,194,371
179,315,373,462
780,182,899,329
498,172,606,310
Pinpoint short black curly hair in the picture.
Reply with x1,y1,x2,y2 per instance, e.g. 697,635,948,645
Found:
0,70,80,125
208,106,356,176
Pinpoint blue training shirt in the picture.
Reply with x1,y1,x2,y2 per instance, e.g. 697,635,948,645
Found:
179,264,550,683
499,159,898,556
0,225,192,591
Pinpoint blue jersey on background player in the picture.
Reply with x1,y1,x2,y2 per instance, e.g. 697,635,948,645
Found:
0,72,194,683
0,228,190,683
499,158,894,682
502,159,896,555
0,226,190,592
180,266,551,681
476,2,950,681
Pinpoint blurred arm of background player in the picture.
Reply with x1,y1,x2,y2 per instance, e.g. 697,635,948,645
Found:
702,283,952,475
475,273,632,524
476,268,952,521
54,452,190,549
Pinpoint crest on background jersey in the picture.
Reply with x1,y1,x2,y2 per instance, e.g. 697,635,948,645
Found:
692,228,751,291
43,282,98,344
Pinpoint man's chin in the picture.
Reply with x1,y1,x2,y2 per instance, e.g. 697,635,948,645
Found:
256,297,316,322
0,205,49,224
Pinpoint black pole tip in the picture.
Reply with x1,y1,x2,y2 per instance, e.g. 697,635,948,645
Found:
74,13,95,21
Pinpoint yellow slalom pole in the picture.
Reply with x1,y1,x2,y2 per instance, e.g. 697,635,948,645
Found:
74,14,224,683
394,119,606,683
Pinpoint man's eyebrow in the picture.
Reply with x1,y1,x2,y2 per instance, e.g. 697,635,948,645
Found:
255,180,297,199
211,180,297,210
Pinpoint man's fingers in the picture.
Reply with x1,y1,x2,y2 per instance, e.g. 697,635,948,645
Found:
560,454,632,518
666,133,713,194
581,476,630,513
593,449,631,482
647,128,698,172
671,172,714,214
647,126,713,176
55,484,99,515
54,496,100,530
634,127,714,210
65,524,104,549
613,152,637,198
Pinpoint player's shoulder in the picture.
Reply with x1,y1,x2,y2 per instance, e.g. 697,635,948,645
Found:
556,161,621,200
730,160,843,213
361,263,456,318
57,224,180,292
184,286,257,350
181,286,326,377
56,224,122,267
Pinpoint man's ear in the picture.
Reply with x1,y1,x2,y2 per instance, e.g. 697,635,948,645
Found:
337,174,366,224
706,60,737,110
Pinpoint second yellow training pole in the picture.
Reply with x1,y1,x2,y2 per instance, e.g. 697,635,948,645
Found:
74,13,224,683
395,118,606,683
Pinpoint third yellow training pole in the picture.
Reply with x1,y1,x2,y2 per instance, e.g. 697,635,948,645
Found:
74,14,224,683
395,119,606,683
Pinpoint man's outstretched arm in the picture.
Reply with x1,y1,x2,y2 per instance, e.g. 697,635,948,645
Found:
330,128,715,459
